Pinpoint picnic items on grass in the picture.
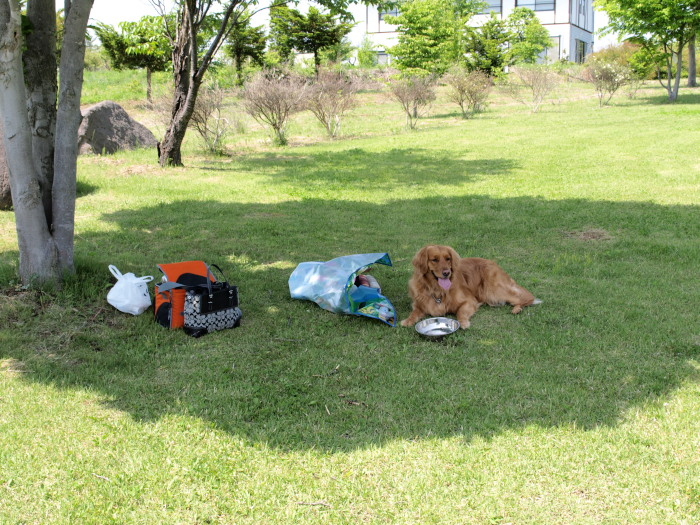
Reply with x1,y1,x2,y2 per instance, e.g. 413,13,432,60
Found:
155,261,242,337
107,265,153,315
289,253,396,326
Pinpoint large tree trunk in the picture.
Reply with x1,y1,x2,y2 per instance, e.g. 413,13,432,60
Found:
158,2,199,166
0,0,93,284
157,0,239,167
688,34,697,88
0,0,58,282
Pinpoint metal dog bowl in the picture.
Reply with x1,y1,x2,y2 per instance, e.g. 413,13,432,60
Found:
415,317,460,339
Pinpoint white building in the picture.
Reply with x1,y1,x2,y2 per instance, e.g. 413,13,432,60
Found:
346,0,596,64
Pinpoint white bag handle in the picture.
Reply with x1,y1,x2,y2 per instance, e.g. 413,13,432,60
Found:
109,265,154,283
109,265,123,280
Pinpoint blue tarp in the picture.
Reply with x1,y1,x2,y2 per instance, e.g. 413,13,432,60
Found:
289,253,396,326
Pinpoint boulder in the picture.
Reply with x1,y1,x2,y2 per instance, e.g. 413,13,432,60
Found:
78,101,157,155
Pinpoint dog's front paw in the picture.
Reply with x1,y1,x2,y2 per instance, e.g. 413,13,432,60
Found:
400,318,415,327
459,320,470,330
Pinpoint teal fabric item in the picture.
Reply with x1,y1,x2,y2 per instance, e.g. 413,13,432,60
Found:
289,253,396,326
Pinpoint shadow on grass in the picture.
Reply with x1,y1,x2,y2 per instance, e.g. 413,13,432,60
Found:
1,152,699,453
217,147,519,188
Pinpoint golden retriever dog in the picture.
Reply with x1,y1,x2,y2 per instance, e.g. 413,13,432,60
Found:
401,245,540,329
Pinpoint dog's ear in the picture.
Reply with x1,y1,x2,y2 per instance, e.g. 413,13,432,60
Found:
446,246,461,264
412,245,430,274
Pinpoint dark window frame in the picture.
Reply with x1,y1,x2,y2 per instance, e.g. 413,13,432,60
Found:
479,0,502,14
379,7,399,22
515,0,555,11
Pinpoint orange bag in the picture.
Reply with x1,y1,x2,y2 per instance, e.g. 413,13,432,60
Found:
154,261,214,330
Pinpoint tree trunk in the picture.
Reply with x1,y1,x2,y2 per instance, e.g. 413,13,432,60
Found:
670,48,683,102
147,66,153,102
0,1,58,282
53,0,93,272
158,3,198,166
688,34,697,88
24,0,57,224
0,0,93,285
157,0,240,167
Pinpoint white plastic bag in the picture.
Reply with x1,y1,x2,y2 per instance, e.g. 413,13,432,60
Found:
107,265,154,315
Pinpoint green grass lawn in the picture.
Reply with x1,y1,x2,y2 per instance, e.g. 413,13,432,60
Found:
1,76,699,523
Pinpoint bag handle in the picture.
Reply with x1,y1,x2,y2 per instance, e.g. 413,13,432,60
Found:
109,265,153,283
207,263,228,283
109,265,123,280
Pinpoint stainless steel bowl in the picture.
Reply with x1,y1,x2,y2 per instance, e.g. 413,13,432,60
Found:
415,317,460,339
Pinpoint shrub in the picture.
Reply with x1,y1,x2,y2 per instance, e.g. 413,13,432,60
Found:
581,57,631,106
241,70,308,146
387,75,436,129
305,69,358,138
443,65,492,118
190,83,233,155
502,65,559,113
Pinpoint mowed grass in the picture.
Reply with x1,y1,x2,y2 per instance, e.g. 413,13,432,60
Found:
1,75,699,523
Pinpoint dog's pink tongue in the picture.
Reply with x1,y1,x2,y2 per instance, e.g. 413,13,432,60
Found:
438,278,452,290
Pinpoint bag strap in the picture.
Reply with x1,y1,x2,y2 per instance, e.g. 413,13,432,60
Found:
109,265,123,280
207,263,228,283
109,265,153,283
156,281,188,294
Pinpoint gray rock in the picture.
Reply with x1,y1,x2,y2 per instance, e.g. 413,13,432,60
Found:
78,101,157,155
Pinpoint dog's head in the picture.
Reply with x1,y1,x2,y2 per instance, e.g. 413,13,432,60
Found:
412,245,461,290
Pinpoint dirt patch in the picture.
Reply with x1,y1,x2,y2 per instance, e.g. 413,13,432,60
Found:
0,358,27,375
562,228,612,241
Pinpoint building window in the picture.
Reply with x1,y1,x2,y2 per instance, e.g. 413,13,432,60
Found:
377,52,390,65
516,0,555,11
577,0,587,27
575,39,587,63
379,8,399,21
541,36,560,63
479,0,502,14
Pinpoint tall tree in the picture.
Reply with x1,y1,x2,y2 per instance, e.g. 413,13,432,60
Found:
267,3,295,65
506,7,550,65
284,6,353,73
464,12,509,75
94,16,171,102
386,0,464,76
597,0,700,101
0,0,93,284
150,0,359,167
224,12,266,85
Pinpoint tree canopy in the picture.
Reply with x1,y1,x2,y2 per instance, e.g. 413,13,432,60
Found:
93,16,171,101
597,0,700,101
269,5,353,72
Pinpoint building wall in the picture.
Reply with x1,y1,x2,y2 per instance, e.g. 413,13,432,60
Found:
349,0,594,63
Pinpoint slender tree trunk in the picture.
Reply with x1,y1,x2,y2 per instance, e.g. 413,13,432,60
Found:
688,34,697,88
147,67,153,102
53,0,93,272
